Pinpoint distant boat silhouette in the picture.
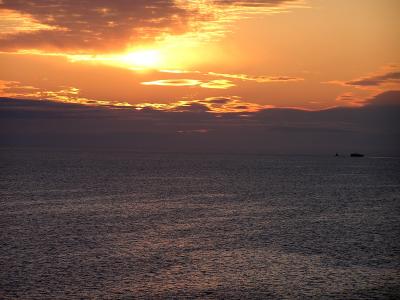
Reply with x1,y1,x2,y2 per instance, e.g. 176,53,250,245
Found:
350,153,364,157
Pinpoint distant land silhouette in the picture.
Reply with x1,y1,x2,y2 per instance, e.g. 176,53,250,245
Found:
1,95,399,156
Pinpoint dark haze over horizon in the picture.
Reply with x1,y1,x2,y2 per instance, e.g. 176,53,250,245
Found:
1,92,399,155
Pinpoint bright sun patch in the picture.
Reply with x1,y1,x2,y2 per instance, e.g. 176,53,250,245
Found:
121,50,162,68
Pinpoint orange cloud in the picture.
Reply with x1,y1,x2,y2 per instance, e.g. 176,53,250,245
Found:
200,79,235,89
0,0,303,53
207,72,303,83
335,90,400,108
335,92,364,107
0,79,40,97
326,66,400,90
0,80,131,107
0,0,191,52
0,9,64,35
345,71,400,88
133,96,271,113
0,80,267,112
200,96,273,112
141,79,235,89
141,79,201,87
326,66,400,107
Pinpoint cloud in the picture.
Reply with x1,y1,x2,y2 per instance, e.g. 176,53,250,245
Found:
199,96,270,112
0,79,41,97
0,0,302,53
326,67,400,90
141,79,201,87
141,78,235,89
205,97,232,104
1,80,240,110
146,72,301,89
160,69,201,74
113,96,268,113
335,92,364,107
3,78,397,115
172,102,210,113
0,80,132,107
0,0,191,52
0,9,63,35
200,79,235,89
346,71,400,87
208,72,303,83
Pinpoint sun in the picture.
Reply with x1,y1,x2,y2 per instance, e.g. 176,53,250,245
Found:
66,37,218,71
122,50,162,68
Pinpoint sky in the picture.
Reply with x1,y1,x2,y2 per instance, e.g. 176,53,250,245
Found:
0,0,399,154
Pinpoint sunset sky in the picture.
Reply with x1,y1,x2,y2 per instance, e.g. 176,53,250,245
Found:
0,0,399,111
0,0,399,154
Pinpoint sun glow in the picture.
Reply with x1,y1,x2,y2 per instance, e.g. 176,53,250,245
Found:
64,44,211,70
57,28,227,71
121,50,162,68
63,48,166,70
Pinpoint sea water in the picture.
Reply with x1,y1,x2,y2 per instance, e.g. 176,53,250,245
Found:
1,148,399,299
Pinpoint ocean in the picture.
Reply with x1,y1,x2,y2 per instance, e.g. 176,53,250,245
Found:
1,148,399,299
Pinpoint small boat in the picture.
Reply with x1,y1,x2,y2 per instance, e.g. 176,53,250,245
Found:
350,153,364,157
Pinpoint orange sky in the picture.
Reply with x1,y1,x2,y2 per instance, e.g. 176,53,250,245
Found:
0,0,399,112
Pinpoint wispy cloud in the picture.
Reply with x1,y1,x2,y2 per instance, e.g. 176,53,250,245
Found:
326,66,400,107
141,79,202,87
0,80,264,112
133,96,270,113
334,92,364,107
326,66,400,90
207,72,303,83
0,9,64,35
200,79,236,89
5,78,398,114
140,70,302,90
141,79,235,89
345,71,400,87
0,80,132,107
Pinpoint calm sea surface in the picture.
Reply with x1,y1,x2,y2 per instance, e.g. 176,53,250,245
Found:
1,148,399,299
